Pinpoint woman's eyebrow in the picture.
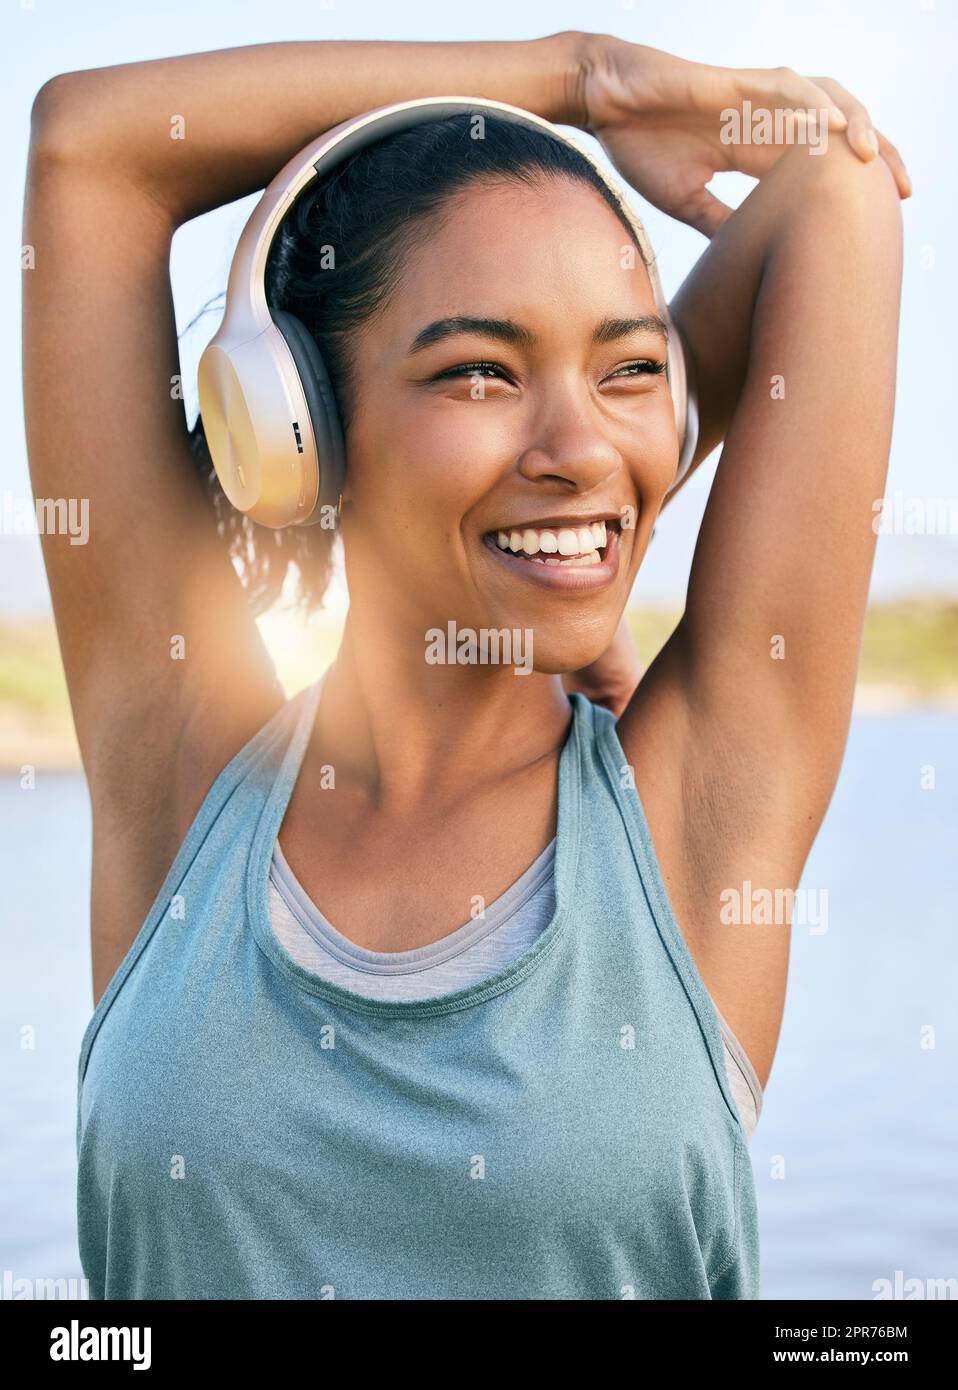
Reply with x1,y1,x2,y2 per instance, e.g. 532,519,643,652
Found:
593,315,669,347
407,314,668,355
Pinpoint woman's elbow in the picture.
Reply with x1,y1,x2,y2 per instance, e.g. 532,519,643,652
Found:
29,72,92,168
779,131,903,231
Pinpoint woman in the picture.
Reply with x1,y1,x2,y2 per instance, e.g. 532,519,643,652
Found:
24,31,907,1299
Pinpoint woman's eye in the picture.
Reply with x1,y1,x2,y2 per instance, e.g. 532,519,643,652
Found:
428,359,665,386
607,360,668,380
431,361,511,382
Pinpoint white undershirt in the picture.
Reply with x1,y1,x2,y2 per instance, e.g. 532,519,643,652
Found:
266,835,763,1142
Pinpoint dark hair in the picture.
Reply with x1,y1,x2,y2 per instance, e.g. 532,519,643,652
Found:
187,113,645,615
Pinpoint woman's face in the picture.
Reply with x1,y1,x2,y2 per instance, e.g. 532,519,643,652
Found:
340,174,679,674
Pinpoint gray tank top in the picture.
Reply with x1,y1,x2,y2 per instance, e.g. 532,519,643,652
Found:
268,836,763,1141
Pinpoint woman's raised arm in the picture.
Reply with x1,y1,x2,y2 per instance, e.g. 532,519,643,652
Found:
32,34,586,224
22,32,585,1002
619,135,903,1089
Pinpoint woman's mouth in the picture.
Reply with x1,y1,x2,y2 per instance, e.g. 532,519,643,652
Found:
482,518,623,591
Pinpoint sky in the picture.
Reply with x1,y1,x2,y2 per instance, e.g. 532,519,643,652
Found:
3,0,956,616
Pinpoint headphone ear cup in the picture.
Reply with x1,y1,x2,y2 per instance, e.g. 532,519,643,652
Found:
271,310,347,521
668,320,699,493
661,316,697,500
612,199,697,494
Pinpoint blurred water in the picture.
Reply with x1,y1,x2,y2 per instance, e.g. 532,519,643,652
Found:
1,716,956,1300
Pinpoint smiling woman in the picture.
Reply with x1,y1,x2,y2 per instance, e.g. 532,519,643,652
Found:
254,139,683,678
22,29,905,1303
188,112,681,619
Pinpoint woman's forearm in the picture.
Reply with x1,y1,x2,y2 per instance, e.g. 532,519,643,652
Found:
30,32,591,225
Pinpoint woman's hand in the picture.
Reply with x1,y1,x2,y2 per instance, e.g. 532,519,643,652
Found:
577,35,911,237
561,617,644,719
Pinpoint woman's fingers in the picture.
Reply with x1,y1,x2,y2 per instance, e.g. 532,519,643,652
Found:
809,75,878,160
674,183,735,239
811,76,911,197
873,129,913,198
736,64,848,133
752,68,911,199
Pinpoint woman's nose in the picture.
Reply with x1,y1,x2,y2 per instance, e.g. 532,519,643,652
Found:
514,394,622,493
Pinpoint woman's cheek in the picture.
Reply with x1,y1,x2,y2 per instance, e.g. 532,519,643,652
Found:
626,410,681,503
411,409,513,504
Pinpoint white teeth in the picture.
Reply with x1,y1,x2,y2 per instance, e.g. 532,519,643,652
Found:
492,520,612,562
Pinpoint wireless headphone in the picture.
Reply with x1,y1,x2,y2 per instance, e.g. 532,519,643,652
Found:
197,96,699,529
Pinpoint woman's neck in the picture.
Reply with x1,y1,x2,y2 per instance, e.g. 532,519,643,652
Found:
314,607,573,814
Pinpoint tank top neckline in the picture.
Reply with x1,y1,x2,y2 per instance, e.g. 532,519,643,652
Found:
245,673,584,1019
270,832,558,972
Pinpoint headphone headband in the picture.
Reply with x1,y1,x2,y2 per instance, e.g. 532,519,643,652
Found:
198,96,698,528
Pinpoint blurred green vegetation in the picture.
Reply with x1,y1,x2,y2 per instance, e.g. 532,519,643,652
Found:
858,602,958,686
0,602,956,769
625,601,958,686
624,609,683,666
0,620,70,710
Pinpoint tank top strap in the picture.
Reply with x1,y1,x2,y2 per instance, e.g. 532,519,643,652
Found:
198,672,325,811
265,671,327,806
76,672,327,1091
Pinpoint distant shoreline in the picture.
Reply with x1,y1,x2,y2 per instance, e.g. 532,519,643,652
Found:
851,683,958,715
1,684,956,775
2,603,957,772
